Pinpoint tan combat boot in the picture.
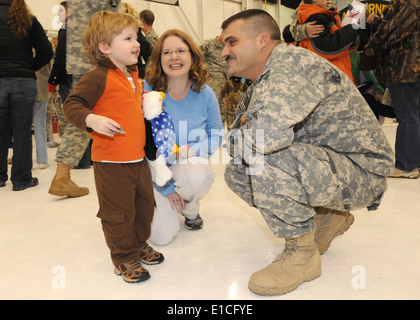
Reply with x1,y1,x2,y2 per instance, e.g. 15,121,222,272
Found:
313,207,354,255
48,161,89,197
248,230,321,296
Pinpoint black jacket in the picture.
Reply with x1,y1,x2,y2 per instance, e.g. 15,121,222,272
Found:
48,24,72,86
0,0,53,78
136,28,152,79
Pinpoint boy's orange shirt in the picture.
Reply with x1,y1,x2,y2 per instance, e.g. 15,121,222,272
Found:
63,58,146,162
298,4,355,83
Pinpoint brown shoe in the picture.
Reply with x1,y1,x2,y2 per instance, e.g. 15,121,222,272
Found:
314,207,354,255
248,230,321,296
48,161,89,197
140,243,164,265
114,259,150,283
387,168,419,179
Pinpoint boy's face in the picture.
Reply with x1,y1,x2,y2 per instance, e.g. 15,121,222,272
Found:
313,0,329,9
103,26,140,72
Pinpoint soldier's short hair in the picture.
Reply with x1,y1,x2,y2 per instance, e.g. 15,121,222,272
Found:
139,9,155,26
221,9,280,41
82,10,140,66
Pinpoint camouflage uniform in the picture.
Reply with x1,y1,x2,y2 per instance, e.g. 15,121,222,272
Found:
224,44,394,239
46,91,66,140
289,7,308,42
289,0,336,42
200,37,228,123
367,0,419,85
220,79,248,128
56,0,120,166
145,29,159,50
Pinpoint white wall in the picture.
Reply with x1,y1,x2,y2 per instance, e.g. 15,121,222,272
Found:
26,0,296,44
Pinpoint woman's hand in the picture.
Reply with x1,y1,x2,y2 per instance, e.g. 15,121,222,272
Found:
177,145,195,159
85,114,122,137
167,192,185,213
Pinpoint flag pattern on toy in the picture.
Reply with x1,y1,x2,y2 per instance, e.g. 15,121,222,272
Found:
150,110,177,158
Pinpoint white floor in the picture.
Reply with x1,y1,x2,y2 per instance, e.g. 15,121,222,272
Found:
1,120,419,301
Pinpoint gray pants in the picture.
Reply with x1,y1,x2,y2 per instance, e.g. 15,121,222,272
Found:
225,142,387,238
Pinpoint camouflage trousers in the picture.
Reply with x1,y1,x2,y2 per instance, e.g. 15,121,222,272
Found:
224,142,387,238
46,94,66,140
208,78,227,123
225,102,237,128
55,74,90,167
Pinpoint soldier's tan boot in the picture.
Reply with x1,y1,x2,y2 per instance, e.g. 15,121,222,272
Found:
248,230,321,296
48,161,89,197
313,207,354,255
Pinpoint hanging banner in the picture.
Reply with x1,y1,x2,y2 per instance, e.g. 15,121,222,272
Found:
281,0,300,10
340,0,390,20
144,0,179,5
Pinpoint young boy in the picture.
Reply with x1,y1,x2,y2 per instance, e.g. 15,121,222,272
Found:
63,11,163,283
297,0,359,83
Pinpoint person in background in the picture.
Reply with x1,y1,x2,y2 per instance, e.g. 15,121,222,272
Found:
0,0,53,190
46,36,66,148
33,51,52,170
121,2,151,79
297,0,358,83
144,29,224,245
348,37,396,124
47,1,72,105
220,76,248,128
139,9,159,50
200,31,228,126
366,0,420,179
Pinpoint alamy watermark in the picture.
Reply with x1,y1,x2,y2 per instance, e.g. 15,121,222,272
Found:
51,265,66,290
351,265,367,290
159,122,265,175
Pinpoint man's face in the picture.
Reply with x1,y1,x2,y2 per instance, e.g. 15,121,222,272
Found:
221,19,261,81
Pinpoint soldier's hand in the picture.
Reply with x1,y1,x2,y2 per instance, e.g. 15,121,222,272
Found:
305,21,324,38
239,113,247,128
367,13,380,25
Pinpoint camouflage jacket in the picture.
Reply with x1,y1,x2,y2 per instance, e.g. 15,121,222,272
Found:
368,0,420,83
145,29,159,49
289,7,308,42
228,44,394,177
200,37,228,81
66,0,120,75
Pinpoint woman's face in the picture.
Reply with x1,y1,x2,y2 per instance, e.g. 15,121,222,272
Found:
58,5,67,23
160,35,192,82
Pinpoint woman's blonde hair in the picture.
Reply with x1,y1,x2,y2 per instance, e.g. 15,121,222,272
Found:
8,0,33,39
82,10,140,66
145,29,208,93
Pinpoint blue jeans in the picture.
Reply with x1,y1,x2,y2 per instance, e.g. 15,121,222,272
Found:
388,81,420,171
0,78,37,187
33,100,48,165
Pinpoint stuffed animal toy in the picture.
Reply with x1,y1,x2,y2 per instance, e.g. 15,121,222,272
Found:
143,91,178,186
